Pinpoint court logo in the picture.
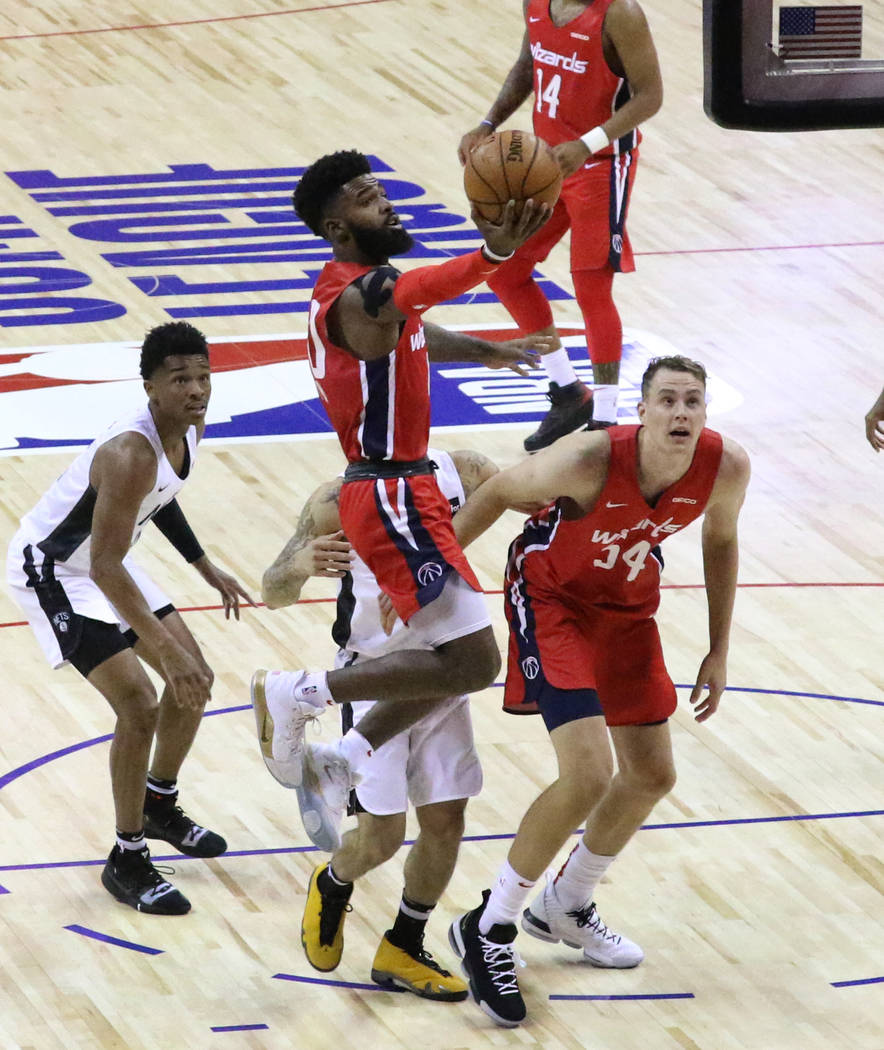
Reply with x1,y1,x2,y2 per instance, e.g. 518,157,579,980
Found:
521,656,540,680
417,562,444,586
0,325,743,456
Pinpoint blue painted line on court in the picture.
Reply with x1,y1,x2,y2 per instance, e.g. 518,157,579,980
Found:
0,687,879,799
273,972,381,992
550,992,695,1001
2,801,881,878
210,1024,270,1032
64,924,163,955
677,684,884,708
830,976,884,988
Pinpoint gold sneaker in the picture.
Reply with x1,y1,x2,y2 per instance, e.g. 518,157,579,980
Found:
300,863,352,972
370,933,468,1001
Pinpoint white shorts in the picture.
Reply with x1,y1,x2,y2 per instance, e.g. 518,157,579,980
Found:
392,570,491,650
347,694,483,815
335,651,482,816
7,532,171,669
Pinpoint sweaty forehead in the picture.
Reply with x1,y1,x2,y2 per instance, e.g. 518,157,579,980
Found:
341,173,380,198
651,370,705,394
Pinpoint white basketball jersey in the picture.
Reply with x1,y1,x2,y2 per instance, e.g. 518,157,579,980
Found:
18,405,198,574
332,449,466,658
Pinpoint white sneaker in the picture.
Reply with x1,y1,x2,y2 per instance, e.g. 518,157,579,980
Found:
521,877,643,968
295,742,360,853
251,669,327,788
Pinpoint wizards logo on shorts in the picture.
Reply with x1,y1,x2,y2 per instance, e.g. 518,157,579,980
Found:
0,324,743,454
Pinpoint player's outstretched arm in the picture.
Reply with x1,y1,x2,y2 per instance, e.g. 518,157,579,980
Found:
424,322,554,376
334,200,551,360
152,499,256,620
864,385,884,452
458,2,534,164
453,430,609,549
261,480,351,610
689,439,751,722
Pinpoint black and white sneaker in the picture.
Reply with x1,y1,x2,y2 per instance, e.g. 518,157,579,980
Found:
143,794,227,858
448,889,526,1028
101,846,191,915
524,379,595,452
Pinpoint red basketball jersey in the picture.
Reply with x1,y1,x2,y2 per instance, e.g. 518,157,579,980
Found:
509,425,723,619
307,261,430,462
527,0,640,157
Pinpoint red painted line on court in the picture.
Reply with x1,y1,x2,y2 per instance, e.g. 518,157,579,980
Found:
637,240,883,257
0,0,393,41
0,581,881,630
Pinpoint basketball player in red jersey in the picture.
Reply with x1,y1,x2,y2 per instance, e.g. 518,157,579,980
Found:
446,356,750,1027
459,0,663,452
250,150,553,843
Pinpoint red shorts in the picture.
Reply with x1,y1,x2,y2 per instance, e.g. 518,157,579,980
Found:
339,473,481,623
508,150,638,274
503,587,676,727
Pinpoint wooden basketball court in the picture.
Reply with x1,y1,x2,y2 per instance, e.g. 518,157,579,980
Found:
0,2,881,1048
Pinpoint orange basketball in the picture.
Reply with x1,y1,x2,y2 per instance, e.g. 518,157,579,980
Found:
463,129,562,223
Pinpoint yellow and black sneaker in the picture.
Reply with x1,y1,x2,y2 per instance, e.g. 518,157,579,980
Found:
301,863,353,971
370,933,469,1001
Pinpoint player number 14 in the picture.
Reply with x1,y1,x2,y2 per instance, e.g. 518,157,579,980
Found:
593,540,653,582
535,70,562,119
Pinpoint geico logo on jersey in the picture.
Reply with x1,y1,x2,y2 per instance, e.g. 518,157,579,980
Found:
672,497,697,504
530,42,587,73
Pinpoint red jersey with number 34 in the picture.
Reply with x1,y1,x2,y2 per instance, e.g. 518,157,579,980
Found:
307,260,430,463
508,425,723,619
527,0,640,157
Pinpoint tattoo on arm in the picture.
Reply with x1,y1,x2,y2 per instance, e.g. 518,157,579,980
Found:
453,449,499,499
262,501,319,607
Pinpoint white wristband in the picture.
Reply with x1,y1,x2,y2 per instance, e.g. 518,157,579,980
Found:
580,125,609,155
481,244,515,263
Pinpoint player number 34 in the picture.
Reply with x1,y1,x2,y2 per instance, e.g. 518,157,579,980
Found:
593,539,653,582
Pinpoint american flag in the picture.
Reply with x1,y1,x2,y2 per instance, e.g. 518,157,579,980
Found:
778,5,863,59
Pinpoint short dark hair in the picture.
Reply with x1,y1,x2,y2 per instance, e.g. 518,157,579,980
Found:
140,321,209,379
292,150,372,238
640,355,707,399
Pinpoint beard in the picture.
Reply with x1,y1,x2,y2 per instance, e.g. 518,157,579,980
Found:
349,221,414,261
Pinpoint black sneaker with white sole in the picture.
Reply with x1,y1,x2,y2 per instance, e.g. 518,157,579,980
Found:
448,889,526,1028
101,846,191,915
143,792,227,858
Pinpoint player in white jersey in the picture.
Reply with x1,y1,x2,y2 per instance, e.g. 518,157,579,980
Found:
6,322,254,915
259,448,497,1001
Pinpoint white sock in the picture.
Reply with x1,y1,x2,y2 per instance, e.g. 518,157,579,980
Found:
479,859,536,934
542,347,578,388
553,841,616,910
291,670,333,708
592,384,619,423
336,729,372,777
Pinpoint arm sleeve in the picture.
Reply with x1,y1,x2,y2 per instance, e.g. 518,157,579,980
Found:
151,499,205,564
392,248,503,314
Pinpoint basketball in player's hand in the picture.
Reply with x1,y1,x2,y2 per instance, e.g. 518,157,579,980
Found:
463,129,562,223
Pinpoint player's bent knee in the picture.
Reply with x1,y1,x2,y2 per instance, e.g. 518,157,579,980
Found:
626,762,676,799
115,692,160,738
416,800,466,840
